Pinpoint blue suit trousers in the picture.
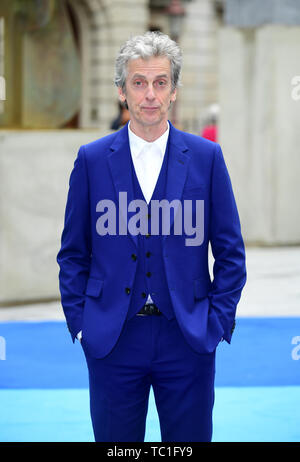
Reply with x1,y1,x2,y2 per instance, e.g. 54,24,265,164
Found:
82,313,216,442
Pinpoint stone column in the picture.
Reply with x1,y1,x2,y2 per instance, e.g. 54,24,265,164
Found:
179,0,220,133
219,0,300,244
86,0,149,131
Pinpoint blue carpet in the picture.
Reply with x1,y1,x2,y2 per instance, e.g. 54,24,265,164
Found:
0,321,88,388
0,318,299,442
0,318,299,388
0,387,299,442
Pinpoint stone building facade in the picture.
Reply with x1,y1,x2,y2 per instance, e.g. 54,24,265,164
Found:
219,0,300,245
1,0,299,304
0,0,221,132
0,0,222,304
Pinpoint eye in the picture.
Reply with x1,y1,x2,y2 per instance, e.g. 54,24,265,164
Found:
133,79,145,87
154,79,167,88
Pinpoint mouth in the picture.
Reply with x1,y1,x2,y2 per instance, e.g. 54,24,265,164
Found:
142,106,159,111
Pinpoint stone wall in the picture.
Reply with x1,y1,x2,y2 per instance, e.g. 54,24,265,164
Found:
0,129,103,304
178,0,220,134
219,22,300,244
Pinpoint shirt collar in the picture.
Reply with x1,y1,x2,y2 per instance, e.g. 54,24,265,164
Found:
128,121,169,159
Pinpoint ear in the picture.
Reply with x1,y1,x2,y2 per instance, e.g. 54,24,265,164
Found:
118,86,126,104
170,88,177,103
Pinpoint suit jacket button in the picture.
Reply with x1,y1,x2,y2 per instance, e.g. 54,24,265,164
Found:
146,271,152,277
131,253,137,261
141,292,147,298
125,287,131,295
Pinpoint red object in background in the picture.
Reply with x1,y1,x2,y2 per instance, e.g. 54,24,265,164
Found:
201,124,218,142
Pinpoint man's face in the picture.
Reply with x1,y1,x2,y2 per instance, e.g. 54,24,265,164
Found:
118,56,177,136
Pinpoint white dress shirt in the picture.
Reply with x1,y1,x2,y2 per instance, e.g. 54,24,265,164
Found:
128,121,169,305
77,122,170,341
128,121,169,204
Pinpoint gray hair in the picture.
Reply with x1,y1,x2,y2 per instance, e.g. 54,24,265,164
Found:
114,31,182,92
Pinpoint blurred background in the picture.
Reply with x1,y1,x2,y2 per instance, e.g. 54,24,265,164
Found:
0,0,299,443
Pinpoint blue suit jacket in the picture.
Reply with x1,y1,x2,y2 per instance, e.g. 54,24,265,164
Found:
57,122,246,358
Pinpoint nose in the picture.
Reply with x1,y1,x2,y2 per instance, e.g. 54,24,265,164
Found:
145,83,155,100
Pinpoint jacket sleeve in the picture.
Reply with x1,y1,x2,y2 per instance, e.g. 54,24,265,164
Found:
56,146,91,342
209,143,247,343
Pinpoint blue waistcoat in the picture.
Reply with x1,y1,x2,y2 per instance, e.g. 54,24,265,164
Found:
126,138,174,320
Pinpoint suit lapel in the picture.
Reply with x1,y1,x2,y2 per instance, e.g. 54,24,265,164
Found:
107,124,138,248
164,123,190,240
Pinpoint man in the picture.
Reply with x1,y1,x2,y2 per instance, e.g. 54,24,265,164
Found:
57,32,246,442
